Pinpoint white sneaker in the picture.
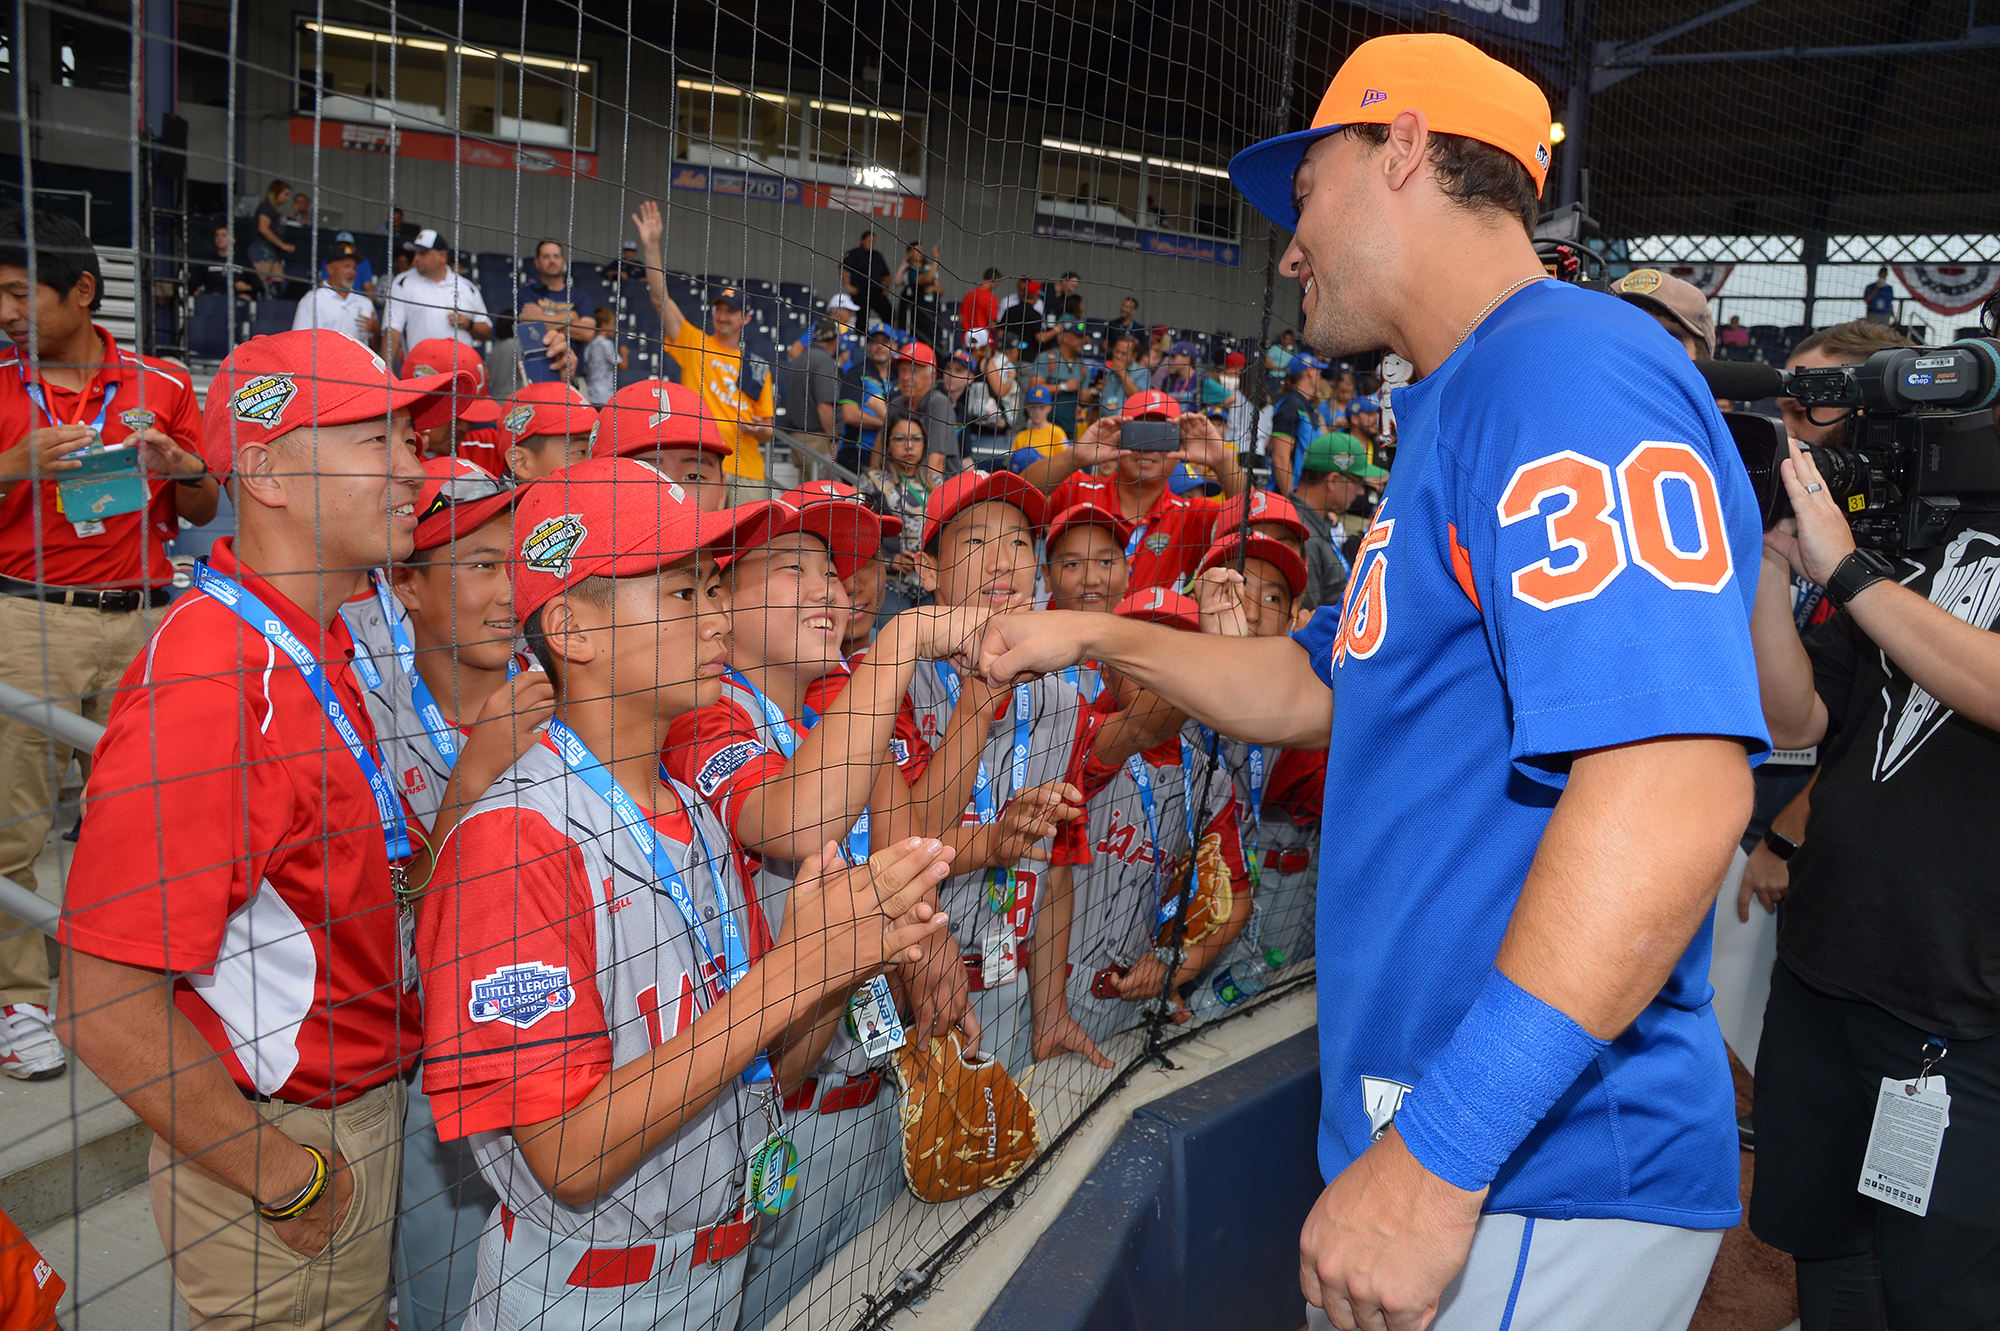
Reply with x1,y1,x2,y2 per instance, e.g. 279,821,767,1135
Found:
0,1003,66,1080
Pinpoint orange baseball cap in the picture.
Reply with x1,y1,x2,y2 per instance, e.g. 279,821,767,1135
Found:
1229,33,1553,230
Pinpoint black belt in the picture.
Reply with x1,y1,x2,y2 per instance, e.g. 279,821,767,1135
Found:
0,575,171,612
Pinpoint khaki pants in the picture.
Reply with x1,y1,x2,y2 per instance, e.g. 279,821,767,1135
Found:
149,1078,407,1330
0,593,154,1006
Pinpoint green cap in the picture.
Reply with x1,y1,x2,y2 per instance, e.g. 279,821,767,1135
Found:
1303,430,1388,480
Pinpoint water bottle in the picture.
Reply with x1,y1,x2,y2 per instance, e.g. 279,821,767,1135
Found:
1233,948,1287,1001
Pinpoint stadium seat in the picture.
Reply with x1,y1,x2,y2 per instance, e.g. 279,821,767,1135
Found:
250,299,297,337
188,293,232,360
473,252,515,285
745,277,778,300
778,281,816,319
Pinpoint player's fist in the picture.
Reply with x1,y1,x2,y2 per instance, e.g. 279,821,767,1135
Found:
977,610,1097,687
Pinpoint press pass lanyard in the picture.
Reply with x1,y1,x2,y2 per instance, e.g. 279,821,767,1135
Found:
1130,736,1201,928
545,718,772,1085
1062,664,1101,703
1124,521,1149,561
933,661,1031,912
19,356,117,433
191,562,412,881
723,667,871,864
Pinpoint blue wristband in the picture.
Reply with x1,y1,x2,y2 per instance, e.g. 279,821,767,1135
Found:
1394,970,1609,1192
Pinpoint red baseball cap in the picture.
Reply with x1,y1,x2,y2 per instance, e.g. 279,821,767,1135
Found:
724,489,883,581
1113,586,1199,632
510,456,761,622
1224,351,1248,370
898,341,937,368
204,330,472,468
1043,500,1132,554
1197,532,1309,600
920,468,1050,551
401,338,504,426
411,456,521,553
1024,281,1044,297
500,381,599,443
1122,389,1183,422
594,380,731,460
783,479,904,538
1212,489,1309,543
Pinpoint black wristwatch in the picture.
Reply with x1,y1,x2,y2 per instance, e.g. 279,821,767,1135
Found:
1825,548,1895,608
1761,829,1799,862
175,457,210,488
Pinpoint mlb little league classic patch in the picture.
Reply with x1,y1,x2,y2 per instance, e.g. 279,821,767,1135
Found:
503,402,537,438
468,962,576,1028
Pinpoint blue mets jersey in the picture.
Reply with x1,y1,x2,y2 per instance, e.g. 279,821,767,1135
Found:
1294,280,1768,1227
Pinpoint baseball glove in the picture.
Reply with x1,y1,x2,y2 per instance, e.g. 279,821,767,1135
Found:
892,1030,1042,1203
1156,828,1234,946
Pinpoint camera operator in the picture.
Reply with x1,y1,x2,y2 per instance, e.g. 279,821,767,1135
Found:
1748,408,2000,1327
1736,321,1917,928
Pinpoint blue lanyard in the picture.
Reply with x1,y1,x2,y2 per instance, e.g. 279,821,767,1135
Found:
1062,664,1100,704
1124,521,1149,560
1131,737,1201,927
191,562,411,864
544,718,772,1084
19,358,117,433
372,572,459,766
723,667,871,864
933,662,1032,912
1197,725,1263,859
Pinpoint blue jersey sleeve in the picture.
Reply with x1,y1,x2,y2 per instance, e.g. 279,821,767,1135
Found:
1292,604,1344,689
1445,312,1770,785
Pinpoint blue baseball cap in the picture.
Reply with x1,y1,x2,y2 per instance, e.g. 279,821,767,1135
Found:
334,230,356,243
1168,462,1217,496
1026,385,1054,406
1287,352,1325,376
1348,394,1381,414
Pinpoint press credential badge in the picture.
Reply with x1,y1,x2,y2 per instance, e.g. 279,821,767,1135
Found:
1857,1063,1951,1217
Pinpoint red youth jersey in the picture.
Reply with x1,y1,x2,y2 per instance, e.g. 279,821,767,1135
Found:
0,1207,62,1331
0,327,206,587
59,540,421,1106
1049,474,1216,593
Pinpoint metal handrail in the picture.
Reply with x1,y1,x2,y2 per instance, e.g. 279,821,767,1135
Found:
0,679,108,754
0,874,57,938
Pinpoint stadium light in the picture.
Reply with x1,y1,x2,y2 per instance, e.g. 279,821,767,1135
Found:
811,99,903,123
304,21,447,53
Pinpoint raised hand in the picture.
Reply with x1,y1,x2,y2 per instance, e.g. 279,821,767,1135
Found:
976,610,1095,687
631,199,664,253
989,781,1083,866
1191,567,1251,638
778,838,956,1005
900,931,982,1053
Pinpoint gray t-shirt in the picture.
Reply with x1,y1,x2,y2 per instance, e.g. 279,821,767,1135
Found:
888,387,961,464
580,335,618,406
784,345,843,435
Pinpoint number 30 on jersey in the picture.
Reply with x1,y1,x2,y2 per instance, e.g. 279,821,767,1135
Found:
1497,441,1732,610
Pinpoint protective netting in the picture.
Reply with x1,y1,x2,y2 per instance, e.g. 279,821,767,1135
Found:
2,1,1994,1328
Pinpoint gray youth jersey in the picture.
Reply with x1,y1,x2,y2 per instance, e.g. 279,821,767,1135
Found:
1070,720,1234,971
455,743,758,1246
709,673,873,1078
344,586,541,833
902,666,1086,950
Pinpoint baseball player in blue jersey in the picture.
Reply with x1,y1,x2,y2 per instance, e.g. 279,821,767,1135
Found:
979,33,1768,1331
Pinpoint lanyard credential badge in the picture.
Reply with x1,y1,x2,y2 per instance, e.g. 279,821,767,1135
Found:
1858,1038,1951,1217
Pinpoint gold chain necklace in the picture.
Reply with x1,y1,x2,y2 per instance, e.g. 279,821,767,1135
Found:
1454,275,1547,354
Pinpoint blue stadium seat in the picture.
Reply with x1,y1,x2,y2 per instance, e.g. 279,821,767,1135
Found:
744,278,778,300
479,279,516,319
250,299,297,337
778,282,816,320
569,268,609,311
188,293,232,361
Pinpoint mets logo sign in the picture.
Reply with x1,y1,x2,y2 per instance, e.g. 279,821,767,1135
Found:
232,374,296,426
467,962,575,1028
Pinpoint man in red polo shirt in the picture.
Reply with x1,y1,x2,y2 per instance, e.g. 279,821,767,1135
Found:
1020,389,1245,593
57,329,469,1329
0,209,215,1081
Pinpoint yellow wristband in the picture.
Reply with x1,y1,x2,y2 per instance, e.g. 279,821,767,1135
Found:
257,1144,329,1222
